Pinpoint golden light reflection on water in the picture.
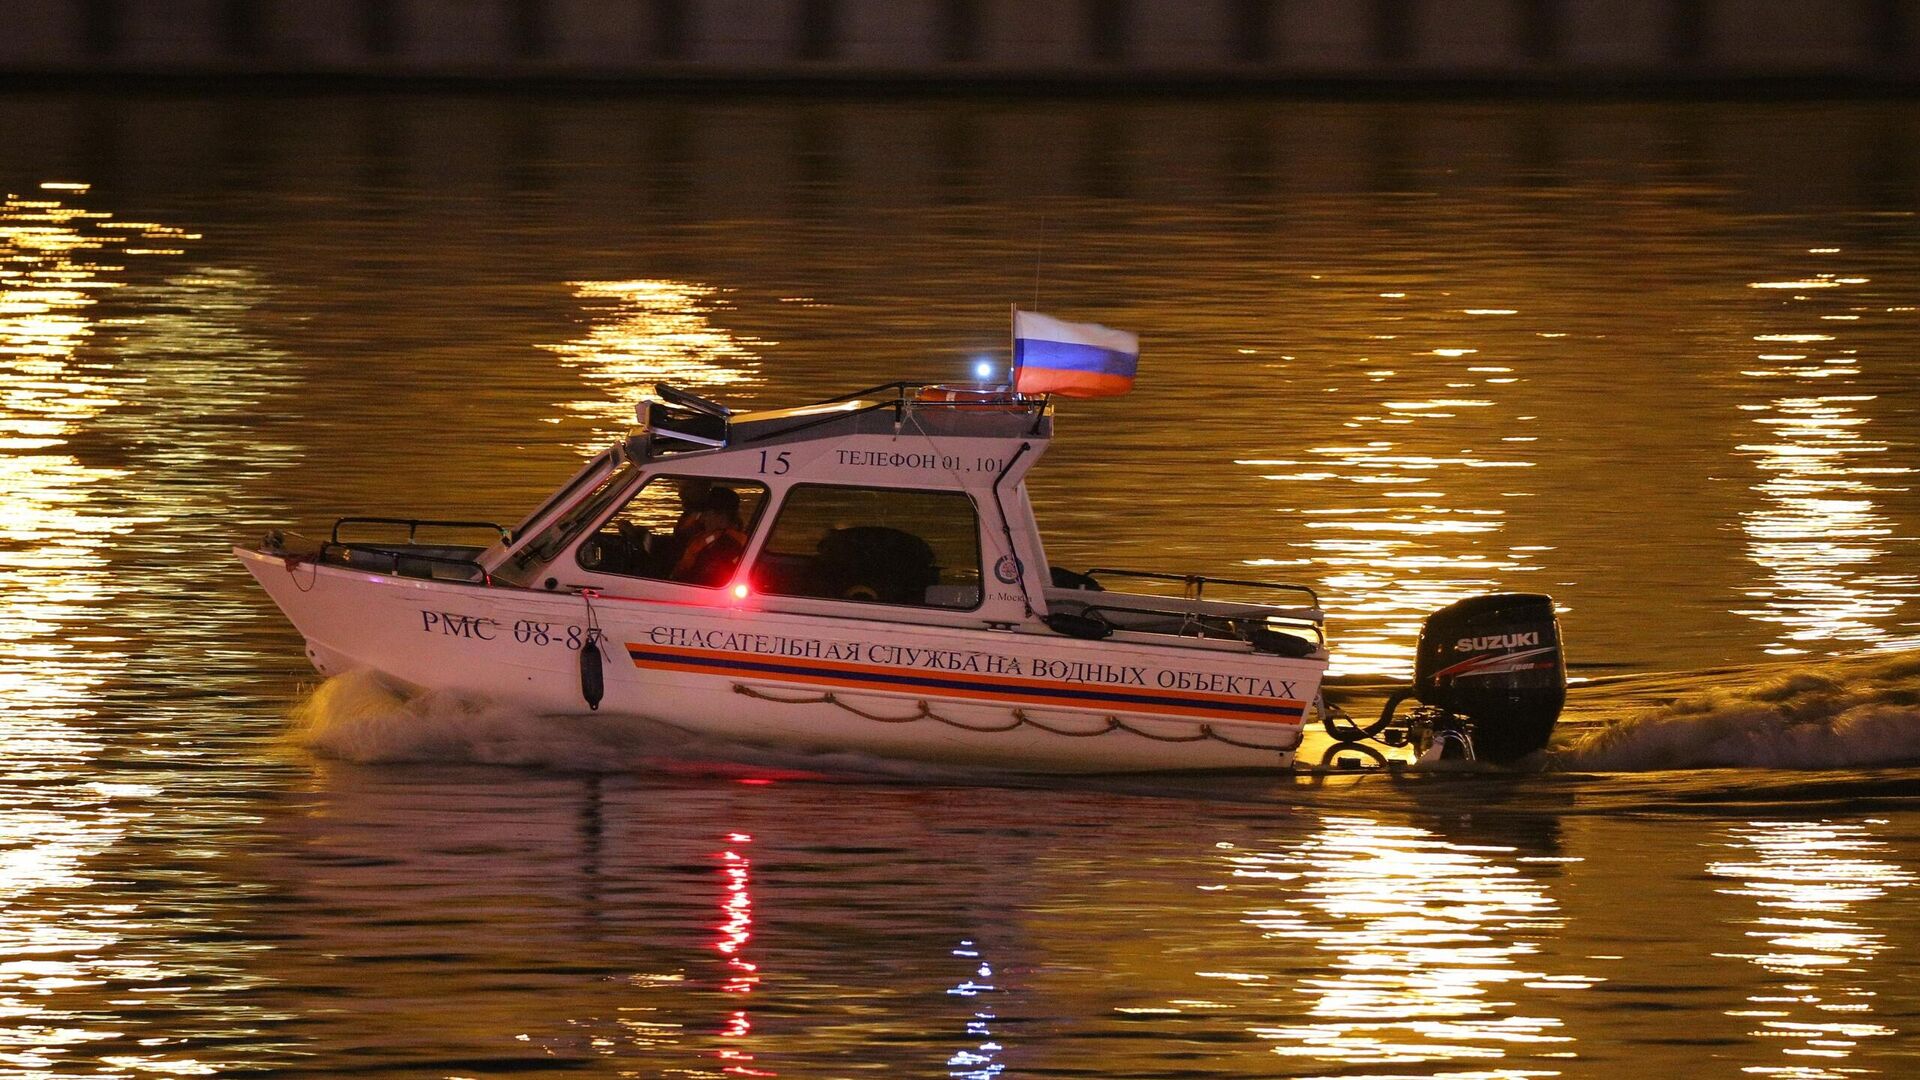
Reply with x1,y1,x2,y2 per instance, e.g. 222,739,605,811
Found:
1709,820,1914,1079
0,185,187,698
0,184,223,1077
1735,323,1920,654
1,188,148,684
541,279,762,451
1232,815,1591,1077
1239,350,1545,677
1729,261,1920,655
945,940,1004,1080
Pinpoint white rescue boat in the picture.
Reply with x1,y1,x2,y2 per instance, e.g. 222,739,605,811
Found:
239,381,1566,772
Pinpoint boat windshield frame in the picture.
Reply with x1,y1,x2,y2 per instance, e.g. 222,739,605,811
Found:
506,446,617,543
495,458,641,584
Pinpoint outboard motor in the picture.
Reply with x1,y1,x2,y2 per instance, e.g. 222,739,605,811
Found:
1375,593,1565,764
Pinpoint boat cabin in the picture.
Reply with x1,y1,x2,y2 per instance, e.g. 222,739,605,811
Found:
314,382,1323,656
483,383,1056,630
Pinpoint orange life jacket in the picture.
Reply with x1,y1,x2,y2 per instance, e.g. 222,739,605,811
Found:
672,525,747,583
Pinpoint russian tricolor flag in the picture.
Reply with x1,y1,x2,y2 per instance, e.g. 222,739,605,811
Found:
1012,309,1139,398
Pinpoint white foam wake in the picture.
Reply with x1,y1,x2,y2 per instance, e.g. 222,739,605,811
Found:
1557,653,1920,771
283,670,977,779
286,670,691,771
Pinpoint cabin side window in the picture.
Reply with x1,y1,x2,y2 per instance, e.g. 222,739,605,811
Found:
577,475,768,588
752,484,983,609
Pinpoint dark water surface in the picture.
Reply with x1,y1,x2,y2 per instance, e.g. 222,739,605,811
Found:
1,92,1917,1077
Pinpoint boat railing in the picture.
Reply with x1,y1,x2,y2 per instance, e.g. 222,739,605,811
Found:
1068,600,1324,656
313,517,507,585
645,381,1050,452
315,540,493,584
795,381,1010,408
330,516,511,546
1082,567,1320,607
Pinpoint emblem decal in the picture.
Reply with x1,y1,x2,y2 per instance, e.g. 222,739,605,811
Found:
994,555,1023,584
1454,632,1542,652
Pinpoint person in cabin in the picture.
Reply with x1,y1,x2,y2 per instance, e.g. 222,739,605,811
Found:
631,478,710,576
671,486,748,586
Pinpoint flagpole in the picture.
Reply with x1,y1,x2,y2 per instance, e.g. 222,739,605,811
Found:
1009,302,1017,394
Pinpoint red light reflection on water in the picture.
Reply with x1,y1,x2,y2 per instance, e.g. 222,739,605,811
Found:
715,831,774,1077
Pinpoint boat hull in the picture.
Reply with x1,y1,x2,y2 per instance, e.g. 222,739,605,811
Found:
238,547,1323,773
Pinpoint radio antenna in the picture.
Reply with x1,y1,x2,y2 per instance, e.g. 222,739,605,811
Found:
1032,211,1045,310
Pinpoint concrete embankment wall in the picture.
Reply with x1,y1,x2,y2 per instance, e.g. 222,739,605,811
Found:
2,0,1917,88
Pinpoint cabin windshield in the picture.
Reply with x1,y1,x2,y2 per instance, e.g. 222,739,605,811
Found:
508,448,614,542
494,461,638,585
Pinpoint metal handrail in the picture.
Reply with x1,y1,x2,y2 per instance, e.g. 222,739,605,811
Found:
1082,567,1320,606
1074,601,1326,648
786,381,1043,411
649,381,1047,453
330,516,510,545
795,380,918,406
736,390,1046,446
319,541,492,585
730,398,895,445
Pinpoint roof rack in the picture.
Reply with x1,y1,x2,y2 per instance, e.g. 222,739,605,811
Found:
636,381,1049,453
778,380,1037,410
